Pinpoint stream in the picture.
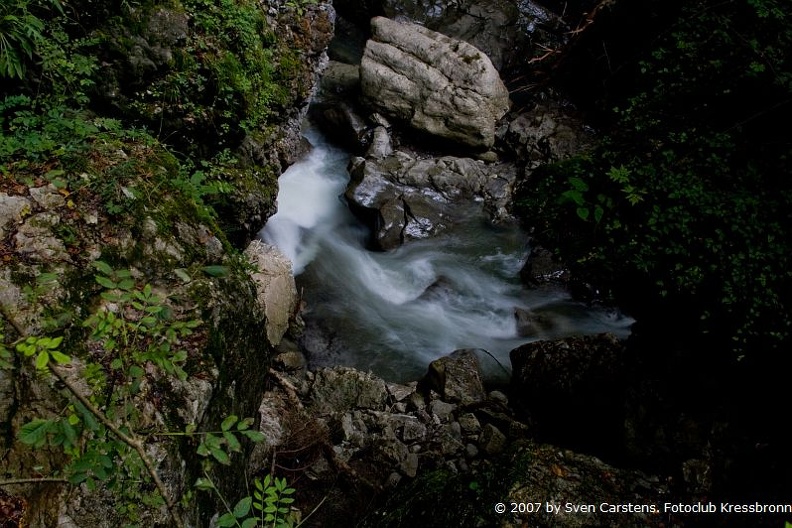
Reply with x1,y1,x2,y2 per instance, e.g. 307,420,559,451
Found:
260,125,633,383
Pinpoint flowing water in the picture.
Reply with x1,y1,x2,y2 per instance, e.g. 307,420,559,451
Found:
260,126,633,383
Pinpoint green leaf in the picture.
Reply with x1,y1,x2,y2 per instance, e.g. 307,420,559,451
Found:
224,431,241,452
221,415,238,432
128,365,144,379
569,176,589,192
201,265,229,277
194,477,214,491
19,419,52,447
117,278,135,291
35,350,50,370
95,276,117,289
594,205,604,224
44,336,63,349
233,496,252,518
211,447,230,465
560,189,585,206
92,261,113,276
576,207,590,221
241,518,257,528
237,417,253,431
61,420,78,446
50,350,71,365
216,513,237,527
174,268,192,283
75,401,99,431
240,430,265,442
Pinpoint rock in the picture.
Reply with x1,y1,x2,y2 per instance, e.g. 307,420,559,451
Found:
419,349,486,406
317,60,360,98
509,333,629,456
0,193,31,239
363,439,667,528
440,422,464,456
366,126,393,159
273,351,307,372
399,418,428,443
479,423,507,455
309,367,389,413
337,0,563,73
457,413,481,437
360,17,510,149
345,152,516,249
345,157,449,250
487,390,509,408
14,213,71,262
505,102,594,169
244,240,299,347
386,383,414,403
428,400,457,423
29,185,65,209
514,307,555,337
520,245,570,284
310,100,369,151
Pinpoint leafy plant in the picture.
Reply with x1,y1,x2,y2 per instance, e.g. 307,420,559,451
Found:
197,474,298,528
0,0,63,79
516,0,792,358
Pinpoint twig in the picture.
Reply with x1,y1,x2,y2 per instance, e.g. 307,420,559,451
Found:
0,477,69,486
268,368,303,408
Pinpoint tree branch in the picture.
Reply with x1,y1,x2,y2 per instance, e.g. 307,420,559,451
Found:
48,365,186,528
1,305,186,528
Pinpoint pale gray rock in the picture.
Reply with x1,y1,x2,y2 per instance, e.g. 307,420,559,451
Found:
14,213,71,262
244,240,298,347
0,193,31,239
366,126,393,159
360,16,510,149
29,185,65,209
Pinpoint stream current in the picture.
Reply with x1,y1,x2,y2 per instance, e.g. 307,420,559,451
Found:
260,126,633,382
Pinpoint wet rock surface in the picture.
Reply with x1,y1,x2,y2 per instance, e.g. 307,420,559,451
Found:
345,149,517,250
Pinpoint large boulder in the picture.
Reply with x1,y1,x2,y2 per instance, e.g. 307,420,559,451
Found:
334,0,564,73
360,17,510,149
509,333,630,457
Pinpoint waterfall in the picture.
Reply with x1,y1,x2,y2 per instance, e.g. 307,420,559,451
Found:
260,125,633,382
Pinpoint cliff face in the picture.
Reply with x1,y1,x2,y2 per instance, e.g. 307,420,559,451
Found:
0,1,333,525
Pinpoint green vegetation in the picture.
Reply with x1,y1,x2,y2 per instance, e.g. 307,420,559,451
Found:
198,474,299,528
0,0,317,523
0,263,303,527
517,0,792,358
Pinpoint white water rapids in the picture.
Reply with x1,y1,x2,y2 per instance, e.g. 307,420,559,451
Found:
260,127,633,382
